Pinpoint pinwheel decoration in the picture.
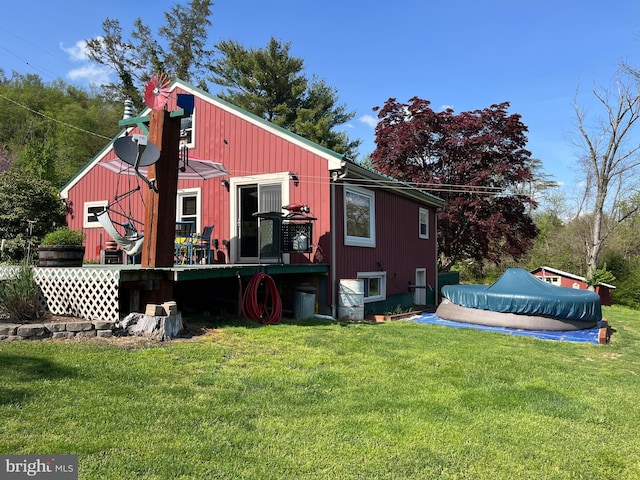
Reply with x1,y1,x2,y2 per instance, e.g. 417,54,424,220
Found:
144,72,171,110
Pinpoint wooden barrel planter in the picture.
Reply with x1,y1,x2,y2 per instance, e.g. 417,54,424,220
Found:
38,246,86,267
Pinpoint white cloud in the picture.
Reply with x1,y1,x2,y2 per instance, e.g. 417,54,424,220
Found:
60,39,93,62
359,114,378,128
60,38,112,87
67,64,112,86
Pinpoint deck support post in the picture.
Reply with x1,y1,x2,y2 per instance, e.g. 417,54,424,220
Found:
141,109,181,269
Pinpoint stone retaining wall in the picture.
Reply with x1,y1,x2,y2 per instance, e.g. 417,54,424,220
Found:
0,320,117,341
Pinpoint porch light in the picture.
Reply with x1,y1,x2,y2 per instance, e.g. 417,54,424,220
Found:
289,172,299,186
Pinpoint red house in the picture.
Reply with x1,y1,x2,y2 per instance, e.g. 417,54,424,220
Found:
531,266,615,306
61,79,445,317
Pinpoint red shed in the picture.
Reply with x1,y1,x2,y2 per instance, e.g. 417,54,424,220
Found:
60,79,445,316
531,266,615,306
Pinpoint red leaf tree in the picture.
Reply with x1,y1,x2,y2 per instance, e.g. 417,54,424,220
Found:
372,97,538,271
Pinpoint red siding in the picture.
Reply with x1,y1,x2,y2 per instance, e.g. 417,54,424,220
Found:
66,86,333,263
65,82,440,313
531,268,613,307
333,185,439,298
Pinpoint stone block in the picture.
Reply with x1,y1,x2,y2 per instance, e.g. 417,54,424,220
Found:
97,330,113,338
76,330,97,338
16,324,46,337
162,301,178,316
92,320,115,331
52,331,75,339
66,321,94,332
145,304,165,316
0,324,19,336
45,323,67,333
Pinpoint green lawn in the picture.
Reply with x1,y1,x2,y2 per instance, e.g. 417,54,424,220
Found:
1,306,639,479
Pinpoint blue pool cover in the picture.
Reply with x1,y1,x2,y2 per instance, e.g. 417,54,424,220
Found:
412,312,602,344
440,268,602,323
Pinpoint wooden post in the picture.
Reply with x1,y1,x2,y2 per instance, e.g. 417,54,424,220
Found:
141,109,181,268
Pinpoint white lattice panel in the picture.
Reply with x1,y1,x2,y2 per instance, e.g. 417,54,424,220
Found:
33,268,120,322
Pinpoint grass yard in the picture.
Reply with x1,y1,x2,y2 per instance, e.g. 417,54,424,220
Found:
1,305,639,479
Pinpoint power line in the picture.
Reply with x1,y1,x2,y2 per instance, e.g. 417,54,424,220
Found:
0,92,113,141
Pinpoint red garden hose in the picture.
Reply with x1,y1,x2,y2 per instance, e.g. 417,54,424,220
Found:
239,272,282,324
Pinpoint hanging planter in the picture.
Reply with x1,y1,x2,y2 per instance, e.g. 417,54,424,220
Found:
38,228,85,267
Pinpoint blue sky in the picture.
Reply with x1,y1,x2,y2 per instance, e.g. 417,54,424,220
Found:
1,0,639,190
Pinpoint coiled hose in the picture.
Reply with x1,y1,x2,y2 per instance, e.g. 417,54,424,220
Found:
239,272,282,324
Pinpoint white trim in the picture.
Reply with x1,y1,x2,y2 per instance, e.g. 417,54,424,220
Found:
419,207,429,239
83,200,108,228
344,185,375,248
357,271,387,303
179,107,195,149
176,187,201,232
536,266,616,289
229,172,290,263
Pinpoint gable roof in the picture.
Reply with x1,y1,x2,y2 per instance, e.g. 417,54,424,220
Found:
61,78,445,210
532,266,616,289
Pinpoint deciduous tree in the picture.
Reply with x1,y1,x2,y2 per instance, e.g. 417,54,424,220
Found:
572,69,640,280
85,0,213,106
372,97,537,271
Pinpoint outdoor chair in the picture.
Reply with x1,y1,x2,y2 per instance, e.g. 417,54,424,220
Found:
192,225,215,264
174,221,196,264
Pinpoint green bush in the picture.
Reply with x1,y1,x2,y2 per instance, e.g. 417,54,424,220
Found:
40,227,84,246
0,170,67,261
0,261,43,322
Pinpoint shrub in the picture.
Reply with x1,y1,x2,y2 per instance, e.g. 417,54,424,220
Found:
0,170,67,261
0,261,43,322
40,227,84,246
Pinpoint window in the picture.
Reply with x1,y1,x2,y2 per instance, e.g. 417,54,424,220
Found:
176,188,201,232
83,201,108,228
179,110,195,148
344,186,375,247
541,276,560,286
358,271,387,303
419,207,429,239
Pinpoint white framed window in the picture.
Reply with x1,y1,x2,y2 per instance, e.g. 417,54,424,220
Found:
83,200,108,228
344,185,375,247
179,109,195,148
541,276,561,286
419,207,429,239
358,271,387,303
176,187,201,232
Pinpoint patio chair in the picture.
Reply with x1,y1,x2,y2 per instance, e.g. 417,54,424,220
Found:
174,221,196,264
192,225,215,264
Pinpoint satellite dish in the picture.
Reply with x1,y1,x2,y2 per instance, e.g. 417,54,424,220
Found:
114,135,160,167
144,72,171,110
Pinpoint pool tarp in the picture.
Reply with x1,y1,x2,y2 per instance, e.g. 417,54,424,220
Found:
412,312,602,344
440,268,602,323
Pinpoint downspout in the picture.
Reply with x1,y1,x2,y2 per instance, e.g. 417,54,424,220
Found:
329,164,347,318
330,173,337,318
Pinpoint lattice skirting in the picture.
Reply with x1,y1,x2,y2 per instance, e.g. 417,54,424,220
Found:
31,268,120,322
2,265,119,321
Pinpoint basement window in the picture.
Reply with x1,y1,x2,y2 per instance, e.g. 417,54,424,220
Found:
358,271,387,303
